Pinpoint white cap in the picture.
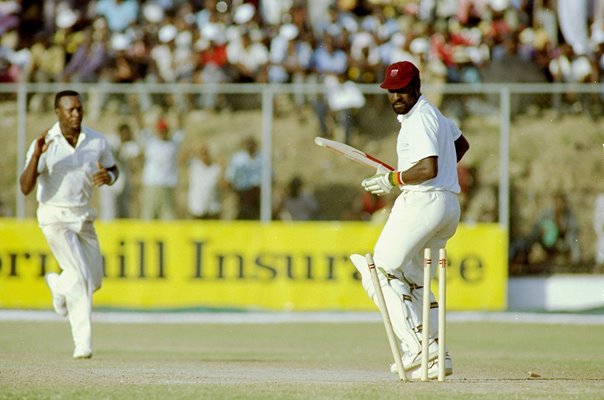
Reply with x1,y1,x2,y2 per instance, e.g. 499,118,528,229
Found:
234,3,255,25
410,37,429,54
143,3,164,23
111,33,131,51
56,7,78,29
158,24,177,43
279,24,299,40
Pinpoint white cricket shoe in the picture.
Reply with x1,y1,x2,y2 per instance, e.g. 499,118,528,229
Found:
44,273,67,317
391,352,453,378
73,348,92,359
400,340,439,371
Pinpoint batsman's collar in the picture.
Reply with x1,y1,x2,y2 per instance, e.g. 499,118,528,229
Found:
380,61,420,90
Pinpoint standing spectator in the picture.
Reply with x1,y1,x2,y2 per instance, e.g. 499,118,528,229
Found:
275,176,320,221
225,136,262,220
136,114,184,220
99,122,141,219
350,61,469,379
311,34,349,138
324,73,366,144
182,143,223,219
19,90,119,359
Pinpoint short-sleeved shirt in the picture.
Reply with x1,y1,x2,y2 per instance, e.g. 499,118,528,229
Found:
24,122,116,208
139,129,183,188
225,150,262,191
395,95,461,193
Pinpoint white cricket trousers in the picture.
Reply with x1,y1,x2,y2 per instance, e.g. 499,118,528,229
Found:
373,190,460,284
373,190,460,350
38,205,104,354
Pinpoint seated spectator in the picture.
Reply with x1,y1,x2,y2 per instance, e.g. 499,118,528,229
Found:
275,176,320,221
95,0,139,33
509,192,581,274
226,29,269,83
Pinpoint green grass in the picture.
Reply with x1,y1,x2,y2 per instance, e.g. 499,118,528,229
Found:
0,319,603,399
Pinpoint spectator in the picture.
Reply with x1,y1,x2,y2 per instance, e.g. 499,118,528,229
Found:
509,192,582,274
182,143,223,219
136,113,184,220
225,136,262,220
359,191,387,221
226,29,269,83
24,33,65,111
275,176,320,221
95,0,139,33
324,73,366,144
194,24,229,110
99,122,141,219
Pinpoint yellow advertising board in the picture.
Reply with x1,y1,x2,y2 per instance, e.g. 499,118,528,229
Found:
0,219,507,311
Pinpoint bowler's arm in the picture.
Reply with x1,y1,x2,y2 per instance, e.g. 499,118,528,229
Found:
19,154,41,195
20,131,50,195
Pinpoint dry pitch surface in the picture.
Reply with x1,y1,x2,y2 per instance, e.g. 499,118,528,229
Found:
0,312,603,399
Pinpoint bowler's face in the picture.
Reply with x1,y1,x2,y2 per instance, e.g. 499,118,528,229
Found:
56,95,83,132
388,85,420,115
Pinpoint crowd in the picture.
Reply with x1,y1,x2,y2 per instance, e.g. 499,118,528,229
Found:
0,1,602,101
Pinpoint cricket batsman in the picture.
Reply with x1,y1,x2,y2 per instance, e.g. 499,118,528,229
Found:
350,61,470,379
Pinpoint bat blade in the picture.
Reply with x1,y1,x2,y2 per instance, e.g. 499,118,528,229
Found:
314,137,394,173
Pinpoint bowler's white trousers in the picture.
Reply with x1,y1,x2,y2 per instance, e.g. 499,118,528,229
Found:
38,204,104,354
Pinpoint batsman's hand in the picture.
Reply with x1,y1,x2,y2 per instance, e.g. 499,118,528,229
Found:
362,172,393,196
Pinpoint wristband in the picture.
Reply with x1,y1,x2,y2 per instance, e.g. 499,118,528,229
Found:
388,171,405,186
107,170,117,185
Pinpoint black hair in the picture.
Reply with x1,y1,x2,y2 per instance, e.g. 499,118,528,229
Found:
54,90,80,109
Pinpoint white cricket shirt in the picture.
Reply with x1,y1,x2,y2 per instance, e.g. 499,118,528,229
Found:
395,95,461,193
24,122,116,208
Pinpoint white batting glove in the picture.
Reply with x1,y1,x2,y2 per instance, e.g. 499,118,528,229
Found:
362,172,393,196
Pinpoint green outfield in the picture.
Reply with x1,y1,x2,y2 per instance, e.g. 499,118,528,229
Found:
1,317,603,399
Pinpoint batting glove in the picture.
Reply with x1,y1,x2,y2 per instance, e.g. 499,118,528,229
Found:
362,172,393,196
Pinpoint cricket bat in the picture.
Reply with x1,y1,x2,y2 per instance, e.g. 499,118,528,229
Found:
314,137,394,174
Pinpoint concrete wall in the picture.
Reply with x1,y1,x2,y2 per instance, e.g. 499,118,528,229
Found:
508,275,604,311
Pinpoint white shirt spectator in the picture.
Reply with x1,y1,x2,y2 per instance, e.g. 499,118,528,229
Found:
139,129,183,187
187,158,222,217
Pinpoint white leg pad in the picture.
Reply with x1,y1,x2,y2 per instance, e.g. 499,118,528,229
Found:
350,254,422,357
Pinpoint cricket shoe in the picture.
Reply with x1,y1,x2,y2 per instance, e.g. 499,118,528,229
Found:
73,348,92,359
44,272,67,317
392,340,439,372
391,352,453,376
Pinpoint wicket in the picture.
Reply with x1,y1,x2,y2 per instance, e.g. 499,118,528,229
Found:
365,253,407,382
421,248,448,382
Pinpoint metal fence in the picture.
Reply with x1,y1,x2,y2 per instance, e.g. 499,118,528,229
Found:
1,82,603,248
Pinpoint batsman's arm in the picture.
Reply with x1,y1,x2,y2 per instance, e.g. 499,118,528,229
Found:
390,156,438,186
